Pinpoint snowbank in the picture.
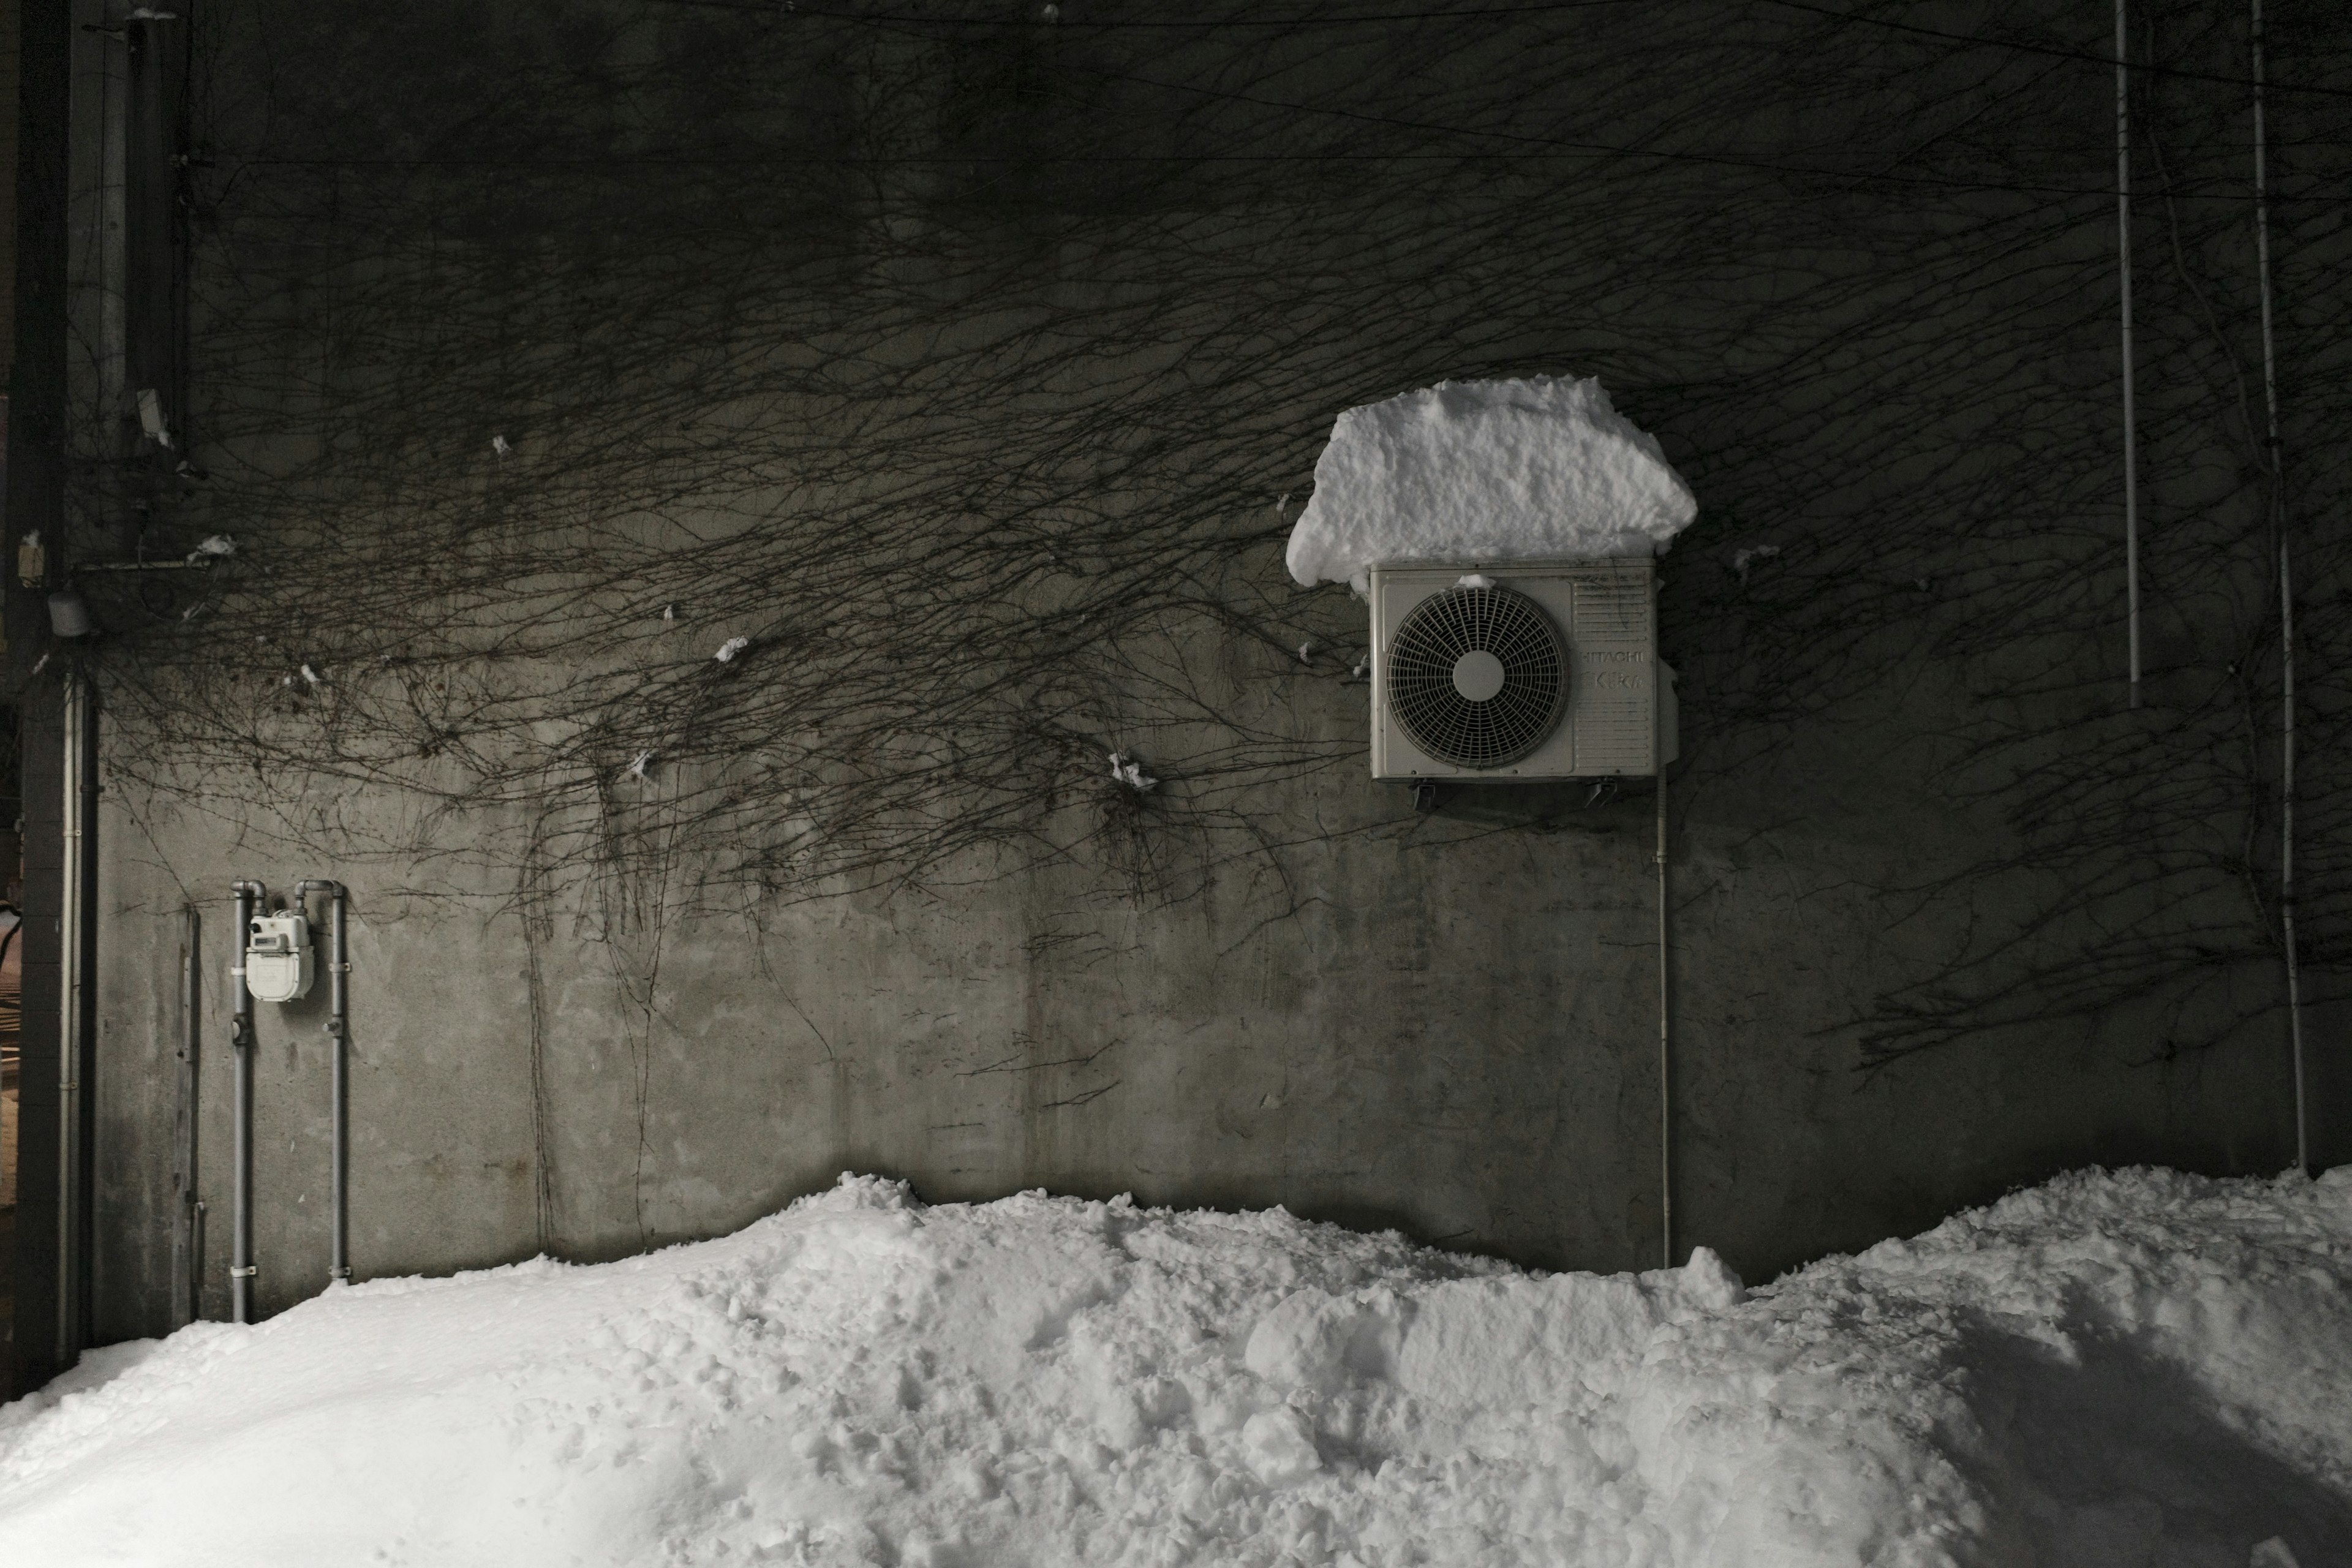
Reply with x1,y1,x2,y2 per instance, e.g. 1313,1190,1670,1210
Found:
3,1167,2349,1567
1284,377,1698,591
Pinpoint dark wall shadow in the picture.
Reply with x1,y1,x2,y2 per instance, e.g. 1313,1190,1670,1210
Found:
1966,1320,2352,1567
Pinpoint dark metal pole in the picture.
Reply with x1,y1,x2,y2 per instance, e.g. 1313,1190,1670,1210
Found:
2248,0,2305,1177
296,880,350,1283
1656,679,1672,1272
228,881,263,1322
331,891,347,1283
5,0,74,1398
61,670,96,1360
2117,0,2141,709
171,905,200,1327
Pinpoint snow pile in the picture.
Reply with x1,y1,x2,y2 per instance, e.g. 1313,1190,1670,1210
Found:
1284,377,1698,591
3,1167,2350,1567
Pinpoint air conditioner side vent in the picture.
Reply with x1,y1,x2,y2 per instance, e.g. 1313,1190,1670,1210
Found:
1569,576,1656,775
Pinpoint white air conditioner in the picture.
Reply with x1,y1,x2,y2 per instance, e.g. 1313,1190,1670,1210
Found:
1368,558,1675,780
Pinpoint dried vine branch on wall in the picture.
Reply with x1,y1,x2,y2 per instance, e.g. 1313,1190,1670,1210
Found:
63,0,2348,1062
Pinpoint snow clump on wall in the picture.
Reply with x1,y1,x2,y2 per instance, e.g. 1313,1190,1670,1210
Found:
1285,375,1699,592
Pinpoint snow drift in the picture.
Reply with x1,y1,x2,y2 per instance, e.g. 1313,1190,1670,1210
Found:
1284,377,1698,592
2,1167,2348,1567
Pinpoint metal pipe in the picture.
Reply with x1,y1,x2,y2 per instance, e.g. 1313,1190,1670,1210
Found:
1655,662,1672,1271
228,880,265,1322
295,879,351,1282
2248,0,2305,1176
2117,0,2141,709
58,669,92,1366
70,558,216,573
172,904,200,1327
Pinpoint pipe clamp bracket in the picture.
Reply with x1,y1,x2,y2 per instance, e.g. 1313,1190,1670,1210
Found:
228,1265,257,1278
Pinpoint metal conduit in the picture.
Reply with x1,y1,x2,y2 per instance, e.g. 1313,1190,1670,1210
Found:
1656,663,1673,1271
294,880,352,1282
172,905,202,1328
59,671,94,1365
2117,0,2141,709
2248,0,2307,1177
227,880,264,1322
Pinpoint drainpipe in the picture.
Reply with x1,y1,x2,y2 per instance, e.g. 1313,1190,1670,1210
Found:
1654,653,1672,1271
58,668,96,1364
2248,0,2306,1178
171,904,201,1327
294,880,351,1283
2117,0,2141,710
228,880,265,1322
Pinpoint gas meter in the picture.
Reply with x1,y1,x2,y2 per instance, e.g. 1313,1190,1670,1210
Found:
244,911,315,1003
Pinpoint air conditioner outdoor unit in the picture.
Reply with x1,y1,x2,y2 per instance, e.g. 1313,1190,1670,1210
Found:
1369,557,1675,780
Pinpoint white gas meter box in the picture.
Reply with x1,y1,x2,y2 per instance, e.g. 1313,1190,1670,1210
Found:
1369,557,1676,780
243,911,315,1003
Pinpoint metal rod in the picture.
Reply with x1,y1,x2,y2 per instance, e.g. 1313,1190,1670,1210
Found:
2118,0,2141,709
70,557,214,574
296,879,351,1283
1656,659,1672,1271
228,880,264,1322
58,669,91,1366
172,904,200,1327
332,891,348,1282
2248,0,2305,1176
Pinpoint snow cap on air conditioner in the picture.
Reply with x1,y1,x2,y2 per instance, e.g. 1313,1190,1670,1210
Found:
1284,376,1697,593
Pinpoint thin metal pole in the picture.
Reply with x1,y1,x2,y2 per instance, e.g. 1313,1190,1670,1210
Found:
295,880,351,1283
332,889,348,1283
2118,0,2141,708
1656,661,1672,1270
172,905,200,1327
56,671,90,1366
228,880,263,1322
297,880,352,1283
2249,0,2305,1176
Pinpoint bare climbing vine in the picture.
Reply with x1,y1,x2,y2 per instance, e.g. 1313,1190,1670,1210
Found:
53,0,2349,1066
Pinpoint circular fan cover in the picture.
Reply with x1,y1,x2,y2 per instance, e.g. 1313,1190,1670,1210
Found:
1388,584,1567,768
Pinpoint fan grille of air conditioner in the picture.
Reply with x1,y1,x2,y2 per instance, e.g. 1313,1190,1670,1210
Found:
1388,585,1567,768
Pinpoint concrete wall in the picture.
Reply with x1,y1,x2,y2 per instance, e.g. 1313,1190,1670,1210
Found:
54,1,2345,1342
85,647,2321,1338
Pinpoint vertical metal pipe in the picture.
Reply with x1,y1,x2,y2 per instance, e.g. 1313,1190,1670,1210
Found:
232,1021,252,1323
228,880,263,1322
1655,657,1672,1271
2117,0,2141,707
171,904,200,1327
297,879,350,1283
328,887,350,1282
57,688,76,1368
2248,0,2305,1175
56,673,88,1366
